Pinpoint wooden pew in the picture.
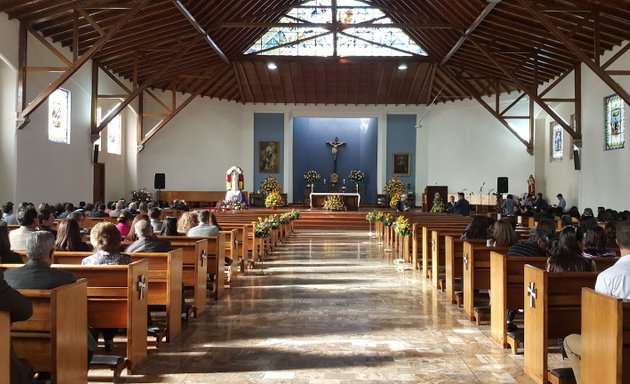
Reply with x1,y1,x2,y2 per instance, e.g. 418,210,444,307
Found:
12,280,88,383
51,250,183,342
431,229,466,289
523,265,598,384
221,229,239,282
157,237,209,316
462,242,511,322
1,311,9,384
444,237,485,305
184,234,225,300
581,288,630,384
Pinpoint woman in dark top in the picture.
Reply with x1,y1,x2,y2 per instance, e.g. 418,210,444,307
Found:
0,221,23,263
492,218,519,247
547,227,595,272
582,226,616,258
160,217,179,236
210,213,222,231
461,216,489,240
55,218,91,252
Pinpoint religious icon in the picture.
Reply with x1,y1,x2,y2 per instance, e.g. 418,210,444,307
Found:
326,136,346,161
611,109,621,135
259,141,279,173
527,174,535,196
550,122,563,161
393,153,410,176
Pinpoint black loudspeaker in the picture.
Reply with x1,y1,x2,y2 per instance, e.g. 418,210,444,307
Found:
154,173,166,189
574,150,581,170
93,145,99,164
497,177,509,194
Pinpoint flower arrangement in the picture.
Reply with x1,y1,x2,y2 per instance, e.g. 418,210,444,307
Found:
261,176,280,194
393,216,412,236
279,212,291,224
225,166,244,191
430,193,446,213
348,169,365,183
385,177,405,209
267,215,280,230
265,191,283,208
366,210,382,222
288,209,301,220
380,212,394,226
131,188,152,203
219,200,245,210
252,217,271,238
322,195,345,211
304,170,321,185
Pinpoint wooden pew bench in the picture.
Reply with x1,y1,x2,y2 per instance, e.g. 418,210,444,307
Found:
462,242,511,324
1,311,10,384
431,229,467,290
581,288,630,384
444,237,486,306
12,280,88,383
523,265,598,384
51,250,183,343
182,234,225,300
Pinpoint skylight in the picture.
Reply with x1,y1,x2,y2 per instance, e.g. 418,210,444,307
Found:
245,0,427,57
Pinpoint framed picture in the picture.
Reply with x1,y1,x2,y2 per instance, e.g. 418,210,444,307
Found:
259,141,279,173
393,153,410,176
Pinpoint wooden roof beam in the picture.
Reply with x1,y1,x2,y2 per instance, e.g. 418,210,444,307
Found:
171,0,230,64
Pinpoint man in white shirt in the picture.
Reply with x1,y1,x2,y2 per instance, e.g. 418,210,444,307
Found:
9,205,39,251
563,220,630,383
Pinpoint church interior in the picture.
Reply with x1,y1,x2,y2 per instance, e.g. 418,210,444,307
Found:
1,0,630,383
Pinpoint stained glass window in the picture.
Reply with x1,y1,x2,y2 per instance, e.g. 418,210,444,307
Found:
107,112,122,155
245,0,427,57
550,121,563,161
94,107,102,151
48,88,70,144
604,94,625,151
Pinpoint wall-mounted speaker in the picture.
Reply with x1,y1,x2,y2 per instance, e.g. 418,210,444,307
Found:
497,177,509,194
154,173,166,190
573,149,581,171
93,145,99,164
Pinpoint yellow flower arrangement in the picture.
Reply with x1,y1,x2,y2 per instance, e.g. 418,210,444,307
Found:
322,195,345,211
265,191,283,208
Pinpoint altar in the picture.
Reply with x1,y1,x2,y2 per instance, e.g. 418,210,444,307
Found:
310,192,360,211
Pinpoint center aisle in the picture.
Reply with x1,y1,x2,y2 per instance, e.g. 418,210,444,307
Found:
124,230,533,384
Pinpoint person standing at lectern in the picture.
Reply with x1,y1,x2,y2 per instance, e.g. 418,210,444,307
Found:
452,192,470,216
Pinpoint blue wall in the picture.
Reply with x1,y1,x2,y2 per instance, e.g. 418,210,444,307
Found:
254,113,284,192
293,117,378,203
386,114,417,191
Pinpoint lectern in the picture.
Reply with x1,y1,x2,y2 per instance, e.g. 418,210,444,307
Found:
422,186,448,212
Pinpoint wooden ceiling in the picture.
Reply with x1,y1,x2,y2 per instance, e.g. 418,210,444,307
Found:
2,0,629,105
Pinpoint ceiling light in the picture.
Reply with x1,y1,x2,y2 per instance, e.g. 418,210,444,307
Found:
398,63,408,70
267,62,277,70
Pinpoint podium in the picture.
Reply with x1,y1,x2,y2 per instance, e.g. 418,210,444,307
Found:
422,186,448,212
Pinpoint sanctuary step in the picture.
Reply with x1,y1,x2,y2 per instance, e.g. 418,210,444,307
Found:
293,211,370,230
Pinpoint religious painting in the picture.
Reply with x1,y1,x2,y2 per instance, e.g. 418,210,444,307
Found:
259,141,279,173
393,153,410,176
48,88,70,144
550,121,563,161
604,94,625,151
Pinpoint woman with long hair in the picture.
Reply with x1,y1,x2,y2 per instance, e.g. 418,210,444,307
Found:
492,218,519,247
547,227,594,272
461,216,489,240
582,226,616,258
160,217,179,236
177,211,198,235
116,211,133,237
55,218,91,251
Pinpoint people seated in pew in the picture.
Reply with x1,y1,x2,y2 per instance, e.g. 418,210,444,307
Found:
187,210,219,237
547,227,595,272
460,216,490,240
582,227,617,258
109,200,125,218
1,270,33,384
81,222,132,352
115,211,133,238
126,213,151,242
170,199,189,211
395,194,410,212
568,206,581,221
2,201,18,224
579,208,599,233
452,192,470,216
490,218,518,247
507,229,549,257
58,202,74,219
160,217,179,236
149,207,163,232
0,222,22,264
138,202,148,215
55,218,92,252
604,221,620,252
532,192,549,213
178,211,198,235
37,208,57,238
3,231,97,363
501,194,516,215
445,195,456,214
125,220,171,253
125,202,140,216
8,205,39,251
564,221,630,383
91,203,109,218
67,209,87,232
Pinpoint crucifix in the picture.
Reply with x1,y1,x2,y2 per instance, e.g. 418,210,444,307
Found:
200,249,207,267
463,253,469,270
327,136,346,173
527,281,537,308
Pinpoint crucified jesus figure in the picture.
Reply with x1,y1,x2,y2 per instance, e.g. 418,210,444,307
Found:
327,136,346,161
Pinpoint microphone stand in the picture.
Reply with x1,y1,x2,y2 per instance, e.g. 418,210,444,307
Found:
478,182,485,214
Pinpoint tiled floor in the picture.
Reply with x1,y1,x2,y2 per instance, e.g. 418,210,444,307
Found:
95,230,541,383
